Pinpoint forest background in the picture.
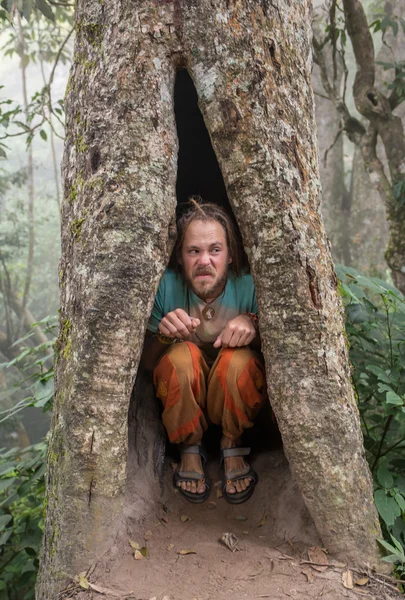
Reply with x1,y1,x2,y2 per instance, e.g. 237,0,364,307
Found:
0,0,405,598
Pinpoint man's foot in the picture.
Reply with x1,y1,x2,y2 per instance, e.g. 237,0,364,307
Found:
177,449,206,495
221,436,257,502
173,445,211,503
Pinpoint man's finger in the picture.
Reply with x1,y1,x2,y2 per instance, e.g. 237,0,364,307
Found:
213,335,222,348
227,329,241,348
221,326,236,348
237,330,251,347
174,309,196,333
159,319,178,336
165,313,191,337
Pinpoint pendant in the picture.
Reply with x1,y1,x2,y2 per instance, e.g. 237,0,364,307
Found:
202,305,215,320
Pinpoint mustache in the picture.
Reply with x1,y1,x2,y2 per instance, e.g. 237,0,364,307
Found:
194,268,215,276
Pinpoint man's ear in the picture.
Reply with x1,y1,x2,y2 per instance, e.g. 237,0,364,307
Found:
228,255,233,264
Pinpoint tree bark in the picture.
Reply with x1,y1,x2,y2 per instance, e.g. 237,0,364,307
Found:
37,2,383,597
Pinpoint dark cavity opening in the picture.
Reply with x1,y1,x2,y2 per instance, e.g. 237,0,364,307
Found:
170,69,279,452
174,70,229,211
172,69,248,272
128,70,280,492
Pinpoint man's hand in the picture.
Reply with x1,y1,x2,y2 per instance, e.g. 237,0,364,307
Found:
213,314,256,349
159,309,200,340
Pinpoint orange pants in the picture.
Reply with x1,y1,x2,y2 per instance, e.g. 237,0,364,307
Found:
154,341,266,445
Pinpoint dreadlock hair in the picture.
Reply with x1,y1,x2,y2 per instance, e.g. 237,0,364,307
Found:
174,196,244,278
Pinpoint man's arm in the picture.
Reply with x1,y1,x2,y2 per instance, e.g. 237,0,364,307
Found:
213,313,259,349
141,309,201,372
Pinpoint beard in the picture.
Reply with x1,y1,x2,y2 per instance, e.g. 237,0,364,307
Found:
186,266,229,301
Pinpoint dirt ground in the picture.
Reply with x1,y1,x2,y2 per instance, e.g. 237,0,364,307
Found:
72,450,403,600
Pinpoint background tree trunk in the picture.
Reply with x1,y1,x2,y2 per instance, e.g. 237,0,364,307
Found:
37,2,383,597
312,29,350,265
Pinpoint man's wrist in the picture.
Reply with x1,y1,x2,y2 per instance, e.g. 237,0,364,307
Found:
157,332,177,345
244,312,259,331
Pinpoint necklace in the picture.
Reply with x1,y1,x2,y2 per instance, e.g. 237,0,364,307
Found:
202,299,216,321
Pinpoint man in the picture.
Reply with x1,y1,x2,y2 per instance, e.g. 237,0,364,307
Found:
144,199,266,504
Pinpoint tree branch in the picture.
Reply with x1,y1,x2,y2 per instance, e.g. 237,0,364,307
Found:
342,0,375,100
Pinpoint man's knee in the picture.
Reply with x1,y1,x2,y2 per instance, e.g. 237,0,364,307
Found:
217,346,258,375
156,341,201,371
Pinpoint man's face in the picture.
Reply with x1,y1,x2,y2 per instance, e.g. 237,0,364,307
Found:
180,219,232,300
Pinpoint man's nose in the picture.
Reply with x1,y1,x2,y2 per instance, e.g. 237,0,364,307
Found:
198,252,211,265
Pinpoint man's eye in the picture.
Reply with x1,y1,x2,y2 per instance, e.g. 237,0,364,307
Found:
190,250,198,254
212,248,220,253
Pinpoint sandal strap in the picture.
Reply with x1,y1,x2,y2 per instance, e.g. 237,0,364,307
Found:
220,447,251,463
177,470,206,481
225,466,251,480
180,444,208,462
180,445,202,455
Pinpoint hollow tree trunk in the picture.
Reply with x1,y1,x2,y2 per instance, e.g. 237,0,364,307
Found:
37,1,382,597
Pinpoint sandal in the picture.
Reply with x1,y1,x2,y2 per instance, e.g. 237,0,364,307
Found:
173,445,211,504
221,447,258,505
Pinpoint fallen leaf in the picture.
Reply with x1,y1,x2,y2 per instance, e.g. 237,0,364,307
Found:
307,546,329,571
301,568,314,584
180,514,190,522
134,550,143,560
243,530,249,535
170,462,178,471
207,501,217,509
236,516,248,521
342,569,354,590
128,539,140,550
161,515,168,523
257,515,268,527
166,543,174,551
178,549,197,555
216,487,223,499
220,532,239,552
78,575,89,590
355,577,369,586
140,546,148,557
143,530,153,541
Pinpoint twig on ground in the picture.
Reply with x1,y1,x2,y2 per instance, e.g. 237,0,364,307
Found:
366,575,401,594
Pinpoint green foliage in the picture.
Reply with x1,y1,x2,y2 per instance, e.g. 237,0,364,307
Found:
0,4,73,155
0,322,55,599
0,318,57,424
370,13,405,37
0,442,46,600
376,60,405,104
393,179,405,206
0,0,70,24
337,265,405,573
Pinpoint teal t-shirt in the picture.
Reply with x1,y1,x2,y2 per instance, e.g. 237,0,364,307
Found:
147,269,258,355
